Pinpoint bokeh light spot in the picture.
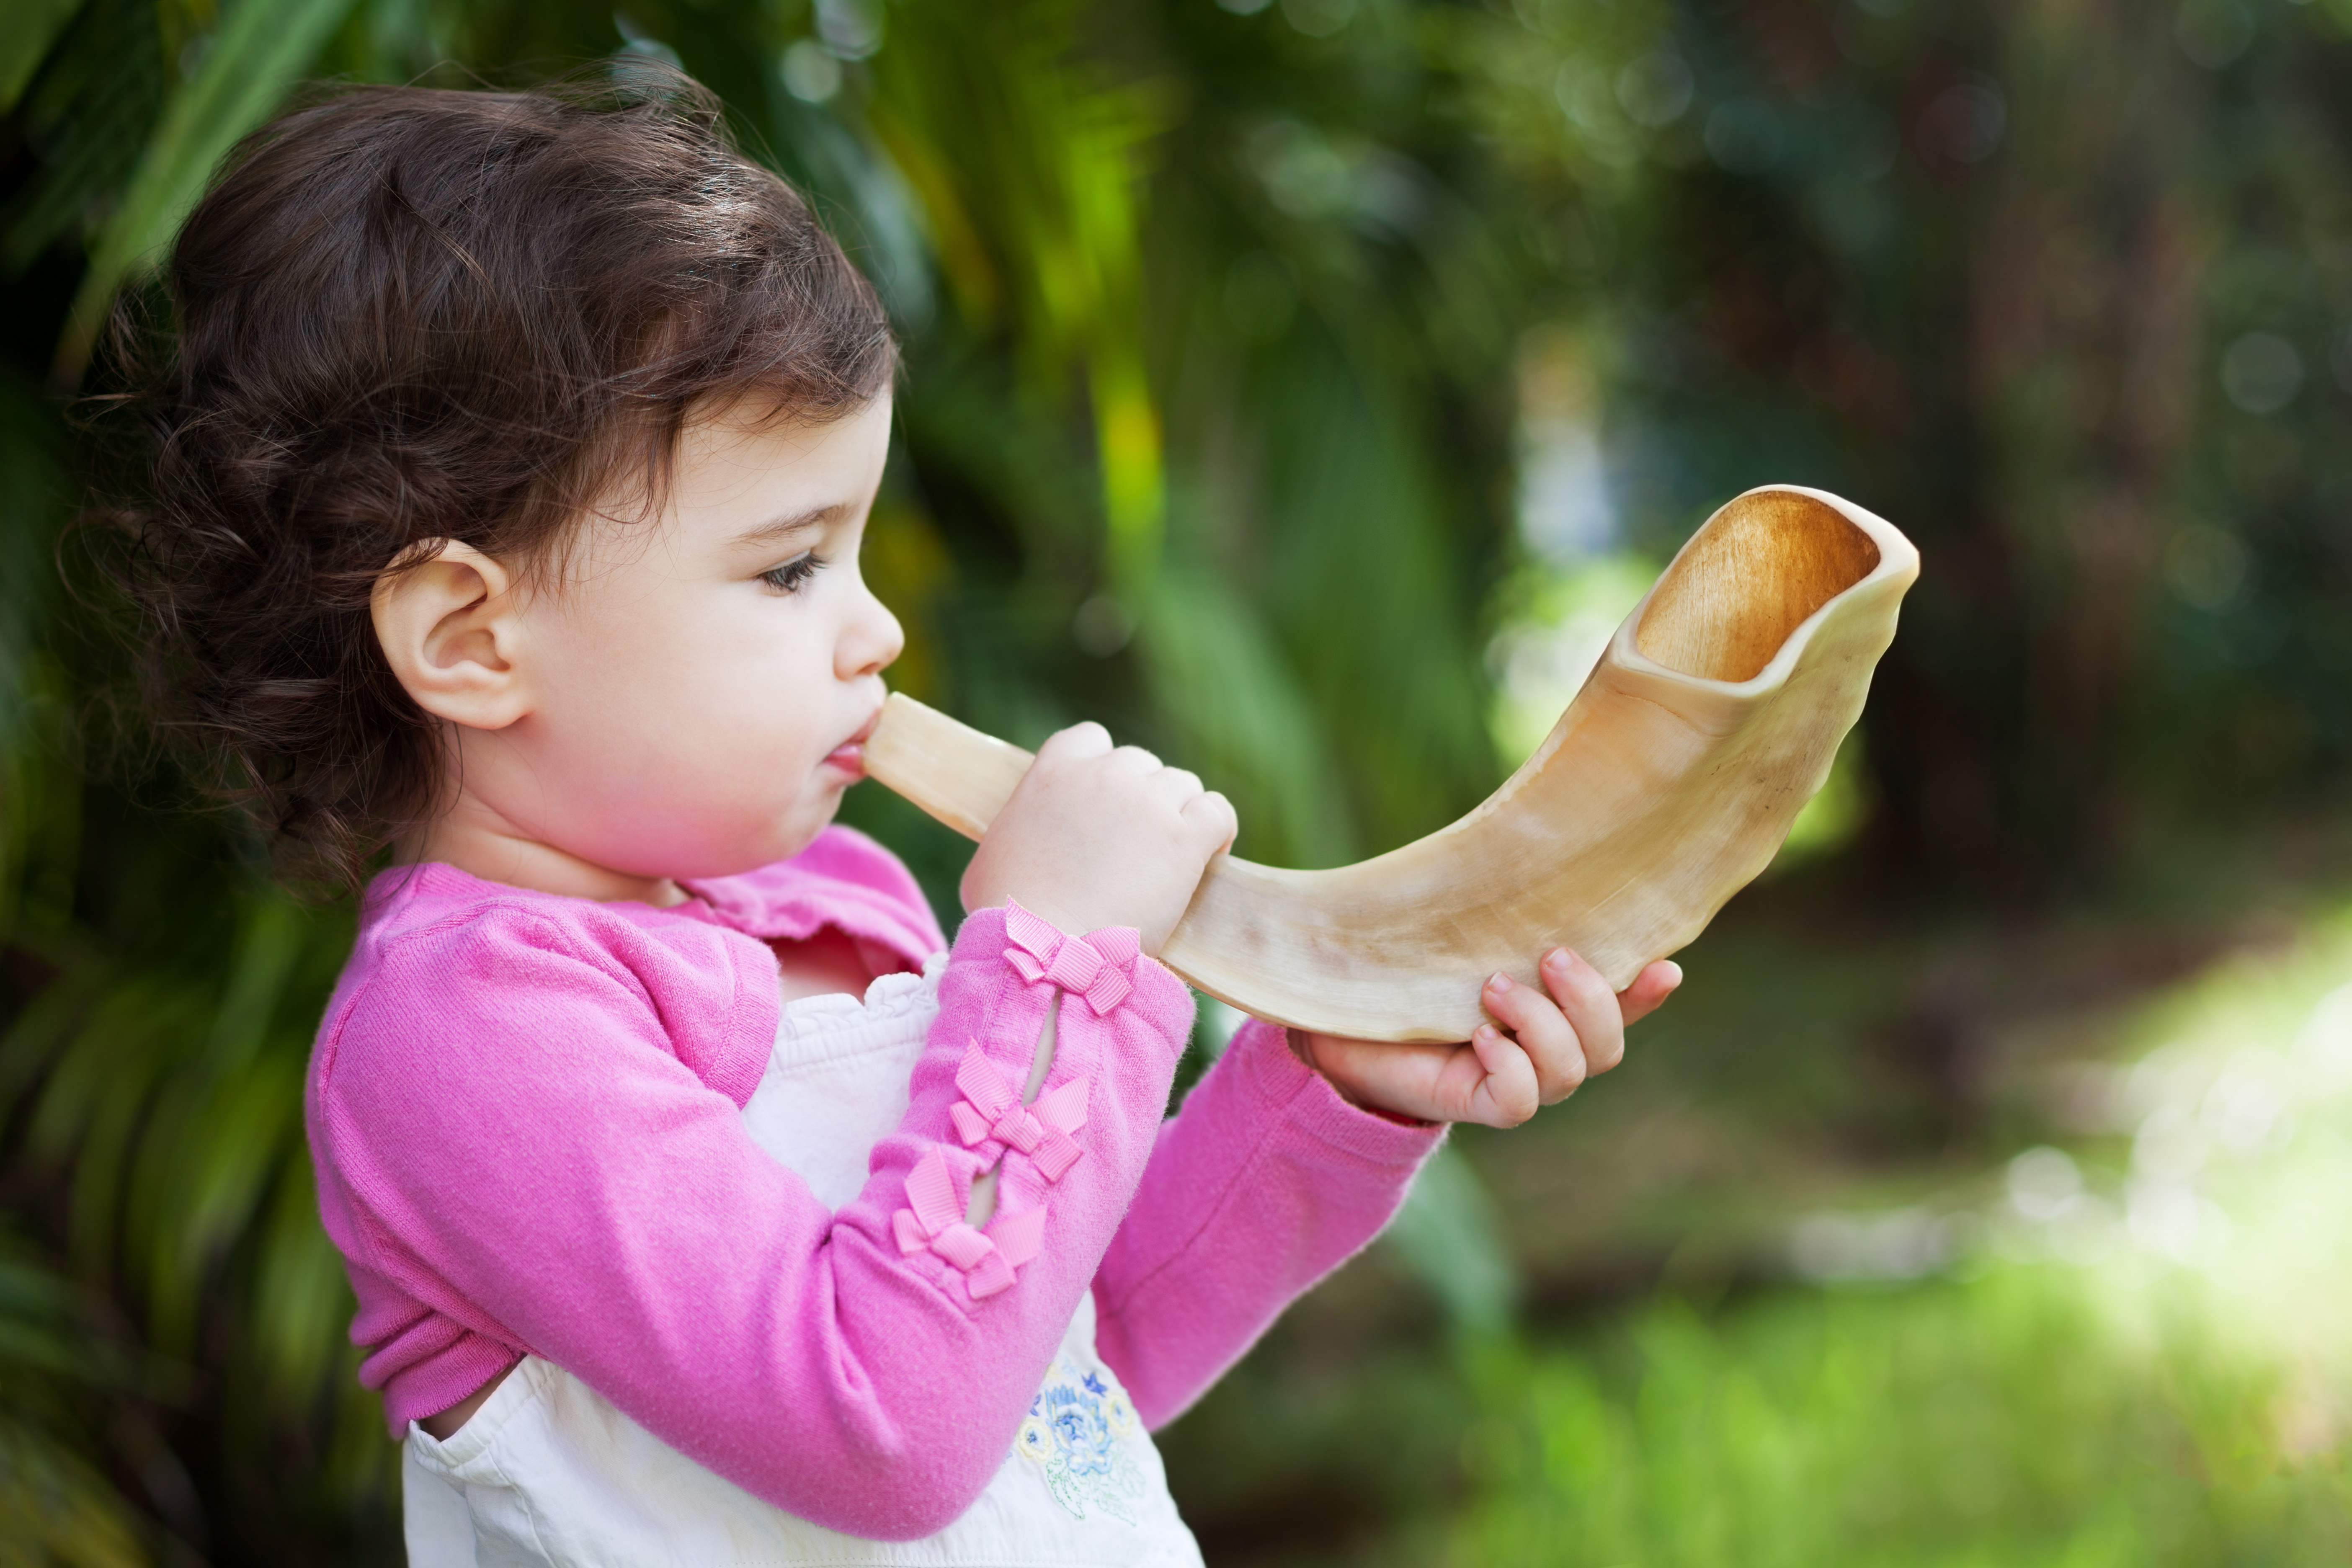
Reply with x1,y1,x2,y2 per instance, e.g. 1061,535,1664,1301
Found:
2220,331,2303,414
781,40,840,103
1918,79,2006,165
814,0,882,62
1615,51,1694,129
1705,99,1784,176
2164,524,2250,611
2176,0,2256,69
1281,0,1355,38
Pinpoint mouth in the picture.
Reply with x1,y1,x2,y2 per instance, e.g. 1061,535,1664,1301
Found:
824,705,885,778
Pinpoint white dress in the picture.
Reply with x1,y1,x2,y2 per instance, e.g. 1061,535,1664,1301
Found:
401,956,1204,1567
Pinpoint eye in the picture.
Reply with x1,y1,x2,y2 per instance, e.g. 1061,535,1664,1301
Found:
759,552,826,595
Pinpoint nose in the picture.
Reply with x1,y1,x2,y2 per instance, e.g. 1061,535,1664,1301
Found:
838,574,905,681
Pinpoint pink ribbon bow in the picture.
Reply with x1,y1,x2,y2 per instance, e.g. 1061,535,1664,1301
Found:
946,1042,1090,1182
1003,900,1141,1016
892,1149,1047,1300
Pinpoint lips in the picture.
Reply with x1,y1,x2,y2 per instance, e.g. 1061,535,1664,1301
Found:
825,706,884,777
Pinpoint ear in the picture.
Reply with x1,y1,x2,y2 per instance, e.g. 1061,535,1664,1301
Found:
371,541,533,730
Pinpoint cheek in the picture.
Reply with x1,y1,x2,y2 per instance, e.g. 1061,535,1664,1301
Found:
600,613,840,778
695,616,838,743
526,585,847,842
501,565,856,874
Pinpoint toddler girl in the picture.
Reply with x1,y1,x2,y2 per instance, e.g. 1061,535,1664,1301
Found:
117,73,1676,1566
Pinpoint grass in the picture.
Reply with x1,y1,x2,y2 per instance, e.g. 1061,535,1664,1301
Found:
1446,1269,2347,1568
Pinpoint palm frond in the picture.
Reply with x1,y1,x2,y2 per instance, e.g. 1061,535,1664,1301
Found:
54,0,361,380
0,0,83,116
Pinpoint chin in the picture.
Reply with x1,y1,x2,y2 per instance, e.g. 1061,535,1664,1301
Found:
622,784,842,880
735,807,841,875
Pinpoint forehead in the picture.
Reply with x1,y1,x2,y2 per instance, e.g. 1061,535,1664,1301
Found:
668,392,894,526
553,393,892,588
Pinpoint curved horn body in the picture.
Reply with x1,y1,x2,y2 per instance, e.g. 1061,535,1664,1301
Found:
863,485,1918,1042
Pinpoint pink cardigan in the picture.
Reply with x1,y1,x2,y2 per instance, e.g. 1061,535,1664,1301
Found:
304,825,1442,1540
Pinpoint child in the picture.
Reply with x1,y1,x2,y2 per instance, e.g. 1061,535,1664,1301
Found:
113,72,1678,1565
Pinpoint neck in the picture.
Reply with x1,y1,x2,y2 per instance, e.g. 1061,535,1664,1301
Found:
402,788,683,907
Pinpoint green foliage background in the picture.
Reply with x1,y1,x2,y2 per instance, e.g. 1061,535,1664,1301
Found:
4,0,2352,1562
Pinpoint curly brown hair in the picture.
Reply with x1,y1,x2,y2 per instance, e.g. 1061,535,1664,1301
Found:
93,66,897,890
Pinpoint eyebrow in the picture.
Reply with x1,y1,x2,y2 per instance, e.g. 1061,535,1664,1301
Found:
731,503,844,551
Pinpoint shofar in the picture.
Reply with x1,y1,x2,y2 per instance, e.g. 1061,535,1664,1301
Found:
864,484,1919,1042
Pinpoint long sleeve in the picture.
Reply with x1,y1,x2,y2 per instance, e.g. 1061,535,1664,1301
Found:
309,902,1191,1541
1090,1018,1445,1429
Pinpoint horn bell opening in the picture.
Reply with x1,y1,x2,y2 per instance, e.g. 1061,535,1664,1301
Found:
1633,489,1883,683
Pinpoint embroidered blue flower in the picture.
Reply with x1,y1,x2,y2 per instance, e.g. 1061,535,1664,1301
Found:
1014,1352,1147,1523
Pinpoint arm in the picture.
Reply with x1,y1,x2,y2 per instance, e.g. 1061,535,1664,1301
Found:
1091,1019,1443,1428
320,903,1190,1541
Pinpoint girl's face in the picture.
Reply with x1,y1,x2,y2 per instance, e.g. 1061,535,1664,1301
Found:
400,394,904,891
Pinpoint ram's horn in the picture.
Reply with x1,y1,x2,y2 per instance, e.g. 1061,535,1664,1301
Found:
863,484,1919,1042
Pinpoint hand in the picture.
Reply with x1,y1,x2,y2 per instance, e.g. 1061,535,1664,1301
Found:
960,722,1238,954
1292,947,1681,1128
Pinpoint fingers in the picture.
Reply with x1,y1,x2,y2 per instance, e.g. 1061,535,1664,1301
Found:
1045,728,1234,854
1148,766,1204,813
1037,720,1113,761
1299,952,1680,1131
1617,959,1682,1026
1465,1026,1540,1126
1039,725,1175,787
1480,970,1586,1104
1006,722,1239,949
1181,788,1239,853
1540,947,1625,1076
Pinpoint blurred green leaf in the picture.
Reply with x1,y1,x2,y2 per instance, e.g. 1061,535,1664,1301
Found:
0,0,167,278
0,1418,151,1568
0,0,81,115
1380,1143,1519,1338
54,0,359,380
